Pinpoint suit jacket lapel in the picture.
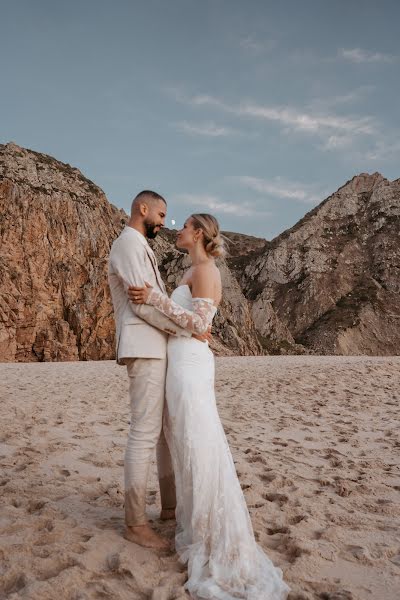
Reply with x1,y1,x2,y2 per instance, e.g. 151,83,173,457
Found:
145,246,166,292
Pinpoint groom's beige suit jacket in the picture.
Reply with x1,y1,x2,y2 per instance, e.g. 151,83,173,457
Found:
108,225,190,364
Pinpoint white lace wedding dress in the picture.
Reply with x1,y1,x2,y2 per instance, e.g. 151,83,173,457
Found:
146,284,290,600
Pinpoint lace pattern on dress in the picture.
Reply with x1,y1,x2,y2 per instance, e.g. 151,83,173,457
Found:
146,288,217,335
162,284,290,599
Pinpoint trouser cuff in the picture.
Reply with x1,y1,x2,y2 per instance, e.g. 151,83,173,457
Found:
124,489,147,526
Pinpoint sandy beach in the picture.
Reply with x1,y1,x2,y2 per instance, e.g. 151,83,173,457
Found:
1,356,399,600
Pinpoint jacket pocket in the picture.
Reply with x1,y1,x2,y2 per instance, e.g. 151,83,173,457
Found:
124,317,143,325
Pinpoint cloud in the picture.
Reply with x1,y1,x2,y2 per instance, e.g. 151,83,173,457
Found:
339,48,396,64
232,176,326,205
237,103,375,135
239,35,276,54
171,90,376,137
189,94,228,109
321,135,353,151
309,85,375,110
174,193,271,217
174,121,236,137
166,87,385,160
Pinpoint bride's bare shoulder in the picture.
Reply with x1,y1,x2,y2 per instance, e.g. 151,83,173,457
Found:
191,262,222,304
192,262,220,282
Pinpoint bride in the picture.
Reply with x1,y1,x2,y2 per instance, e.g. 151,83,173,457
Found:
129,213,289,600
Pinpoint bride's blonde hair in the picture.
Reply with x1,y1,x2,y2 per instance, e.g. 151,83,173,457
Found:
190,213,226,258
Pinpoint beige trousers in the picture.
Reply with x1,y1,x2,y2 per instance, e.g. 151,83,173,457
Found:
124,357,176,526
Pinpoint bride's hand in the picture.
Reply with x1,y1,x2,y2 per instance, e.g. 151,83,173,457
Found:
192,326,213,343
128,281,153,304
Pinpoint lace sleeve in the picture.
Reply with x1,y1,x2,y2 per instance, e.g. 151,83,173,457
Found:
146,288,216,335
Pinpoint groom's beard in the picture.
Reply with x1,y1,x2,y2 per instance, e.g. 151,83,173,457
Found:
144,220,162,239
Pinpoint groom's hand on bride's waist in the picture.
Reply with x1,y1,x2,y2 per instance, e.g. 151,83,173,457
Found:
192,326,212,343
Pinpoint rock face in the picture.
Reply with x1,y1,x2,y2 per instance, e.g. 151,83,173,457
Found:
0,143,125,362
0,143,261,362
1,143,398,360
222,230,267,259
241,173,400,355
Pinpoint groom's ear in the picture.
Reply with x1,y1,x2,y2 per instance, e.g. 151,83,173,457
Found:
139,202,148,216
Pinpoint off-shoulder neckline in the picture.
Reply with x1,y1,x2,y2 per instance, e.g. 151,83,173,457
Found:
176,284,218,308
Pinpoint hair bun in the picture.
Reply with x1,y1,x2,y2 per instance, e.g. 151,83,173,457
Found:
205,235,225,258
191,213,226,258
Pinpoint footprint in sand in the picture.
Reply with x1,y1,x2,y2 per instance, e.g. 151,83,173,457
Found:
55,413,64,424
32,546,51,558
267,525,290,535
259,472,277,484
263,492,289,507
245,452,266,465
35,555,78,582
10,497,23,508
289,514,307,525
80,453,112,468
27,500,47,514
344,544,374,565
3,573,28,597
277,536,310,564
240,481,252,491
316,589,354,599
335,481,352,497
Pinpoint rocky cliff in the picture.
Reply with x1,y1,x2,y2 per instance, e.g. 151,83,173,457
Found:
0,142,260,362
241,173,400,355
1,143,398,360
0,143,125,361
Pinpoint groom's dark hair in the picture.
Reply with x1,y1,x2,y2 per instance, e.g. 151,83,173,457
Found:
132,190,167,211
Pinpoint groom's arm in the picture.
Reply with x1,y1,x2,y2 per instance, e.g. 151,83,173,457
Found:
110,239,191,338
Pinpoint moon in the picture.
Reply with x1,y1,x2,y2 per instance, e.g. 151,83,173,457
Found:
171,219,176,226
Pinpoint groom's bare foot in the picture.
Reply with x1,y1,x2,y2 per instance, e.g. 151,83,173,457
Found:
124,524,170,550
160,508,175,521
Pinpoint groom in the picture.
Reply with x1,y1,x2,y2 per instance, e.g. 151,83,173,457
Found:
108,190,208,549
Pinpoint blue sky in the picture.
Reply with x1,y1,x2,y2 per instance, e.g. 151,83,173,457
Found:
1,0,399,238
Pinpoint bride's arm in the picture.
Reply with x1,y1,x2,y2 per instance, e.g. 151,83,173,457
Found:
129,267,217,335
146,289,216,335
